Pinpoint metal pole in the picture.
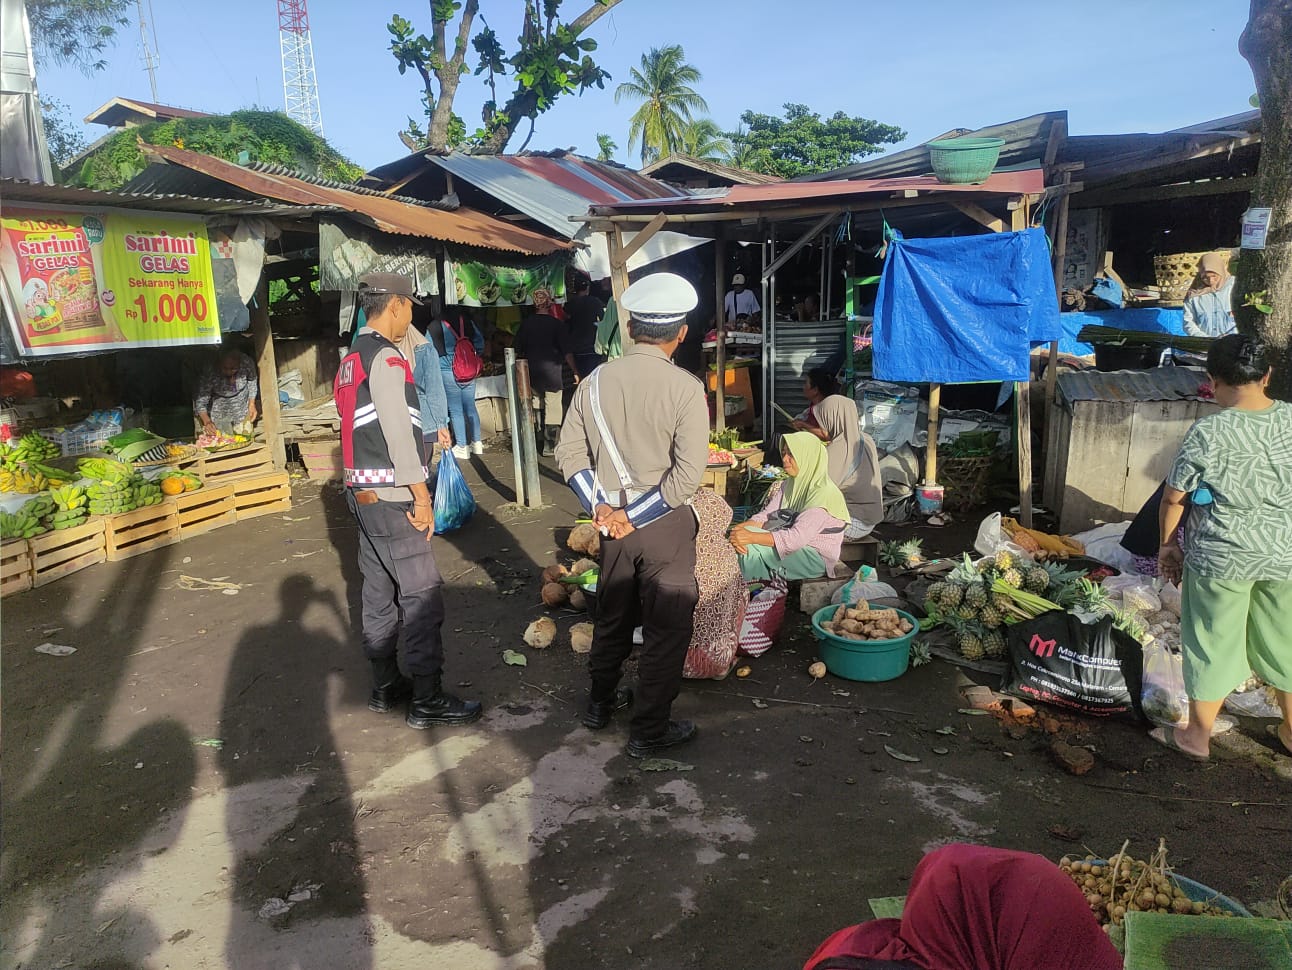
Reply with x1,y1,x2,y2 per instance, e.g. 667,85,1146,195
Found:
824,231,834,321
504,348,527,505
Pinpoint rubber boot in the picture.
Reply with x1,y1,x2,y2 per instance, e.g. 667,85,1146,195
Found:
407,674,483,729
368,657,412,713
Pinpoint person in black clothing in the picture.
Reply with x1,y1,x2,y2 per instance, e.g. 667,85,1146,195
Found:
1120,481,1191,576
515,288,577,454
565,277,606,380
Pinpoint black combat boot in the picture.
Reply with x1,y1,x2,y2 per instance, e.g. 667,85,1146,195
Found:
368,657,413,713
407,674,483,729
581,687,633,730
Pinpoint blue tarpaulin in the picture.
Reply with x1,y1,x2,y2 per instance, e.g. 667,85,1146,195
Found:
873,228,1062,383
1058,307,1186,356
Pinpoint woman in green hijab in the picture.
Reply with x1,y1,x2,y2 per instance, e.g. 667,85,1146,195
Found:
731,432,851,581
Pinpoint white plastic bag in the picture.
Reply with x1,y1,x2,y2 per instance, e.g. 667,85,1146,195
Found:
1158,581,1182,619
1140,641,1188,729
832,565,898,606
1224,682,1282,719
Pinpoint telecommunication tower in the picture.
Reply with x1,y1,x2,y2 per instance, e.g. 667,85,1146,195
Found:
136,0,160,101
277,0,324,136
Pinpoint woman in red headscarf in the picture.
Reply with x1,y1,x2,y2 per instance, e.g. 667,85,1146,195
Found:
804,844,1123,970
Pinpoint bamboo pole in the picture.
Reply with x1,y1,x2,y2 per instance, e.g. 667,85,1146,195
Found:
1043,171,1073,505
924,383,941,485
504,348,528,505
513,359,542,508
249,274,286,469
714,228,727,432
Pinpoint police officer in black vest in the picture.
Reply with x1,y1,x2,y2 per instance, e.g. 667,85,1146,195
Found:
335,273,481,728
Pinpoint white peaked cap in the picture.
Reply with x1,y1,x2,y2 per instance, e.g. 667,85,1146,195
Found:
620,272,698,324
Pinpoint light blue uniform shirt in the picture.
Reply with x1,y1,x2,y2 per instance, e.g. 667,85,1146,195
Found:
1182,277,1236,338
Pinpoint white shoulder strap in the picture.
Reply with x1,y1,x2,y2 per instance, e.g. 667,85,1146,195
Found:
586,370,635,493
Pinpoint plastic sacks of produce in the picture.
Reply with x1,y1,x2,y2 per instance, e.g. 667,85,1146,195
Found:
432,450,475,534
1141,639,1188,729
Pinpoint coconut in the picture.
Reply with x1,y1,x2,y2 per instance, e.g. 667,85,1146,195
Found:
568,523,599,555
570,557,599,577
569,622,595,654
541,564,569,585
523,617,557,649
541,582,570,608
568,588,587,612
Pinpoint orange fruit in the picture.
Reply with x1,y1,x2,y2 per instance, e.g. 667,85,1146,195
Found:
160,477,185,496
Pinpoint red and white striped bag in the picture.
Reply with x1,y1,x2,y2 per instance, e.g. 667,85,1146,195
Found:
737,575,789,657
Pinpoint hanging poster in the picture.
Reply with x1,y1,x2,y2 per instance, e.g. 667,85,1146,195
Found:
0,205,222,356
445,256,566,307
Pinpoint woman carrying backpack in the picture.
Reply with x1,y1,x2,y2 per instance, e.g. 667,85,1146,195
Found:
432,305,486,460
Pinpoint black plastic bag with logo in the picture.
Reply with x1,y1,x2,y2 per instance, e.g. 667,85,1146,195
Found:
1002,610,1144,720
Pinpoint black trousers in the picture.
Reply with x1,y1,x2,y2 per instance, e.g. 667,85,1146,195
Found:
346,490,446,678
590,507,699,740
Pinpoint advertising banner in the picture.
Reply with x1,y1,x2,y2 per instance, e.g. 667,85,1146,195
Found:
445,256,566,308
0,205,222,356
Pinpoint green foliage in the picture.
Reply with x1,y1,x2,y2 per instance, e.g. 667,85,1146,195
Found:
595,133,617,161
1242,290,1274,315
677,118,730,162
41,98,87,168
726,103,905,179
27,0,131,73
615,44,707,164
66,110,364,190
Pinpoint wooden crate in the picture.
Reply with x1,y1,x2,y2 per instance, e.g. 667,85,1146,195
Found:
1,538,32,597
297,437,342,481
230,471,292,521
169,484,236,539
29,519,106,588
199,443,273,483
104,504,179,562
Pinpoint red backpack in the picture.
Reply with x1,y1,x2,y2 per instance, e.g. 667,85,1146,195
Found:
449,316,483,382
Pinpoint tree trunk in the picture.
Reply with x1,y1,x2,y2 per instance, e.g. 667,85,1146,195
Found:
468,0,624,155
428,0,479,151
1238,0,1292,399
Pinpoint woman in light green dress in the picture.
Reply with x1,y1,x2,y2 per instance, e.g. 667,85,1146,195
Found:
1155,334,1292,760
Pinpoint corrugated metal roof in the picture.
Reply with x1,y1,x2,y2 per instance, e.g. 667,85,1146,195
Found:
85,97,211,126
0,178,329,217
1058,367,1211,404
424,152,682,238
136,144,569,255
590,169,1046,215
640,153,781,185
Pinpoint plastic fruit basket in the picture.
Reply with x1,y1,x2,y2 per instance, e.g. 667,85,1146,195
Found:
811,605,915,682
928,137,1005,184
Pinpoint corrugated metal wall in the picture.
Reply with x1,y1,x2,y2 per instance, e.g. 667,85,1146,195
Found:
762,319,848,440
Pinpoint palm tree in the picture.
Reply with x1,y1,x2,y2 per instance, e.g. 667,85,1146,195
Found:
615,45,708,164
678,118,730,161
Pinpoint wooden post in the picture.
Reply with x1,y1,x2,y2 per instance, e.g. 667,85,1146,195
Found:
250,273,286,469
1015,380,1033,528
924,383,941,485
608,227,631,351
504,348,528,506
714,227,727,431
1043,170,1073,506
513,359,542,508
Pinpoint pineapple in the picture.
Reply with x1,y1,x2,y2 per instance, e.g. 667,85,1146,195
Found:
993,549,1016,571
959,634,985,661
926,581,949,606
956,604,978,621
879,540,905,567
1024,567,1050,593
1002,567,1024,589
943,583,965,608
992,592,1013,610
894,538,925,568
980,604,1003,628
983,630,1007,658
964,583,988,609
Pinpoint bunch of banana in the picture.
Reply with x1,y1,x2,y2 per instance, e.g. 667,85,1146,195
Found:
0,467,49,494
0,509,44,539
6,432,61,463
133,479,164,508
77,457,133,482
86,477,138,516
51,484,90,530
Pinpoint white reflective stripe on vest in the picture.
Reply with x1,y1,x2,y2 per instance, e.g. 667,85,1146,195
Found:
586,370,642,505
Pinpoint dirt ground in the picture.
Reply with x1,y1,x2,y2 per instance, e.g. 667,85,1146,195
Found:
2,449,1289,970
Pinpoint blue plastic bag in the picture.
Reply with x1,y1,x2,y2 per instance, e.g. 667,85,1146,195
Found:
433,449,475,534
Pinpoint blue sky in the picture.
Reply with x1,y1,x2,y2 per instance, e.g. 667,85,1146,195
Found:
38,0,1257,171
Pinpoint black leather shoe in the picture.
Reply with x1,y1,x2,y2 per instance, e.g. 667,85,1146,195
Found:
369,676,413,713
625,720,697,759
407,675,483,729
581,687,633,730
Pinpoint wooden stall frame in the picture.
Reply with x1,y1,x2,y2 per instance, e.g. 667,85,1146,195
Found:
1,538,33,596
105,505,180,562
29,519,107,587
230,470,293,521
169,483,237,539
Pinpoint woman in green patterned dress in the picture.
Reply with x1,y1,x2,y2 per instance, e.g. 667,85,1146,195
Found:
1155,334,1292,760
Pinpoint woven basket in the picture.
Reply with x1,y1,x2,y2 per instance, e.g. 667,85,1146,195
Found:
941,456,994,511
1153,251,1231,302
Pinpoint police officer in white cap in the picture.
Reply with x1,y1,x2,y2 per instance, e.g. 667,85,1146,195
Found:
556,272,709,758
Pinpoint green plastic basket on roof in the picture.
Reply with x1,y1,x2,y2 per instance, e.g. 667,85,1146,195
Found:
928,137,1005,185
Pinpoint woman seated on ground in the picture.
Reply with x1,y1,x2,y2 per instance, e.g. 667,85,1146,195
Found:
1154,333,1292,761
791,368,884,538
803,844,1123,970
730,432,849,581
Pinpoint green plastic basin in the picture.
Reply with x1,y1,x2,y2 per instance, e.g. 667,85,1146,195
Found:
811,605,915,682
928,137,1005,185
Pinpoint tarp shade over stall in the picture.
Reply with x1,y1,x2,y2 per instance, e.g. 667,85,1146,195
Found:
873,228,1061,383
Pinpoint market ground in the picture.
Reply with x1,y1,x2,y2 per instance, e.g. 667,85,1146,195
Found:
2,450,1289,970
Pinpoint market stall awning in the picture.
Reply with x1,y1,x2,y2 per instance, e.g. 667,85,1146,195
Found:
0,178,329,218
137,144,572,257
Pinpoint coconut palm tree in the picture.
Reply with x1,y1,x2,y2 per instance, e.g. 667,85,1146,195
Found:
615,45,708,164
678,118,731,162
